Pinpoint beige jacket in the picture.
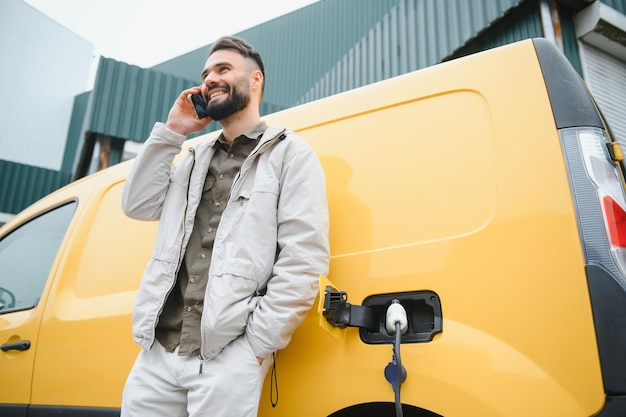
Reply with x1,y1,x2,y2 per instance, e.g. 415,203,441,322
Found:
122,122,330,360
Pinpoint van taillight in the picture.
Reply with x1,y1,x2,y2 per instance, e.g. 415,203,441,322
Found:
603,196,626,247
568,128,626,279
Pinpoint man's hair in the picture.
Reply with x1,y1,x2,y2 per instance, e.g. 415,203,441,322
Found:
209,36,265,96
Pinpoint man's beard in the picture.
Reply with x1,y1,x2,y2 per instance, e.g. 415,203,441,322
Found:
206,79,251,121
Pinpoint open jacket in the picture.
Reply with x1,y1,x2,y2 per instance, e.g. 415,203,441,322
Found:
122,122,330,361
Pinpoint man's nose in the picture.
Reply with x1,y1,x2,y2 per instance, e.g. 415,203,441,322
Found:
203,71,219,86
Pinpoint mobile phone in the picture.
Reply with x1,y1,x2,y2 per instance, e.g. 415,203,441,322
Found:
190,93,210,119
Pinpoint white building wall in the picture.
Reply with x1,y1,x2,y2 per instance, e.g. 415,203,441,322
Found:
0,0,93,170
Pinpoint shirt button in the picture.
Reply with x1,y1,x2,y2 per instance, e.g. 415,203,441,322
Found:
185,306,192,312
229,153,234,158
215,201,221,207
200,253,206,259
208,228,214,233
190,276,197,283
219,174,225,179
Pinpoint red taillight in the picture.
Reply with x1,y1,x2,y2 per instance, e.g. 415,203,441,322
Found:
603,196,626,247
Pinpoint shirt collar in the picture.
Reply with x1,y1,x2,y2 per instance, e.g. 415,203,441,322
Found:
216,121,269,147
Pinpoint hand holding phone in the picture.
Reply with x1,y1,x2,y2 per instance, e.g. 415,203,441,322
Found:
189,93,210,119
165,88,211,135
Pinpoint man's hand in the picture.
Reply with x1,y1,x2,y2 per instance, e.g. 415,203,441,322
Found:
164,86,213,136
257,357,263,365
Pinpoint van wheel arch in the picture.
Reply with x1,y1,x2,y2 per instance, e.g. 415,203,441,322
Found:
327,402,443,417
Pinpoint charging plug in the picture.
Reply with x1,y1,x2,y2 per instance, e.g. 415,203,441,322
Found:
385,299,408,334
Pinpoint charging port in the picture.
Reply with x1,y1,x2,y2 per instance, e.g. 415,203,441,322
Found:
322,287,442,344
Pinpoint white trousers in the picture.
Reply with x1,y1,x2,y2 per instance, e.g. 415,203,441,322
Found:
121,334,273,417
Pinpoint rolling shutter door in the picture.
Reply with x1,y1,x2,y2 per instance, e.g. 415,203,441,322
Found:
580,41,626,146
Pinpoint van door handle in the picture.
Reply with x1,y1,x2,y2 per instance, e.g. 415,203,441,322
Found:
1,340,31,352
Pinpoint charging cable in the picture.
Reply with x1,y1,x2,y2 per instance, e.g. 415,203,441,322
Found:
385,300,408,417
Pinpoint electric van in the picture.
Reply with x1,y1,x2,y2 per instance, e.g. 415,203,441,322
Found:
1,38,625,416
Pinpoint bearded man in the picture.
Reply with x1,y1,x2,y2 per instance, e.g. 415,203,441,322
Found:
120,36,330,417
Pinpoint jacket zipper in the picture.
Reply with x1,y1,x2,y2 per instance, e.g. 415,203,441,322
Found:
151,148,196,348
175,148,196,275
198,129,285,366
174,147,210,375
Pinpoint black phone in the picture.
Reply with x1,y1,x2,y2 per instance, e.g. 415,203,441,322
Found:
190,93,210,119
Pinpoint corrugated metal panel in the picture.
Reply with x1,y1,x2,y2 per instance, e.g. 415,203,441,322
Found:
152,0,524,109
559,3,584,75
0,160,72,215
299,0,524,103
85,56,284,142
152,0,401,111
447,0,543,59
63,92,90,172
449,0,600,77
88,57,199,142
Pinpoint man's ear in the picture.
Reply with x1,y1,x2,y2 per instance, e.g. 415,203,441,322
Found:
251,70,263,90
249,69,264,101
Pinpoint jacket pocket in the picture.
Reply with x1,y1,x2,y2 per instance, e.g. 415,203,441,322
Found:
223,181,279,284
232,178,279,203
201,272,261,358
133,258,177,345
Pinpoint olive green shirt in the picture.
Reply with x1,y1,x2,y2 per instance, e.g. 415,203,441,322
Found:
155,121,268,355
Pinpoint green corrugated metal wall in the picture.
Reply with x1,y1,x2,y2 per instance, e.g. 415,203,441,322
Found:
89,57,198,141
83,57,289,144
298,0,524,103
448,0,543,59
63,91,90,172
559,3,585,75
151,0,524,109
152,0,401,111
0,160,71,215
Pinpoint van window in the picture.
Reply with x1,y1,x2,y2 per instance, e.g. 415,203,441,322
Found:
0,202,76,313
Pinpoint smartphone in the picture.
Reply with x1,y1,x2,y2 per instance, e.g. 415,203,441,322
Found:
190,93,210,119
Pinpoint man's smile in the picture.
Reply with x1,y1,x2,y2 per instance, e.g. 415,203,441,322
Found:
208,87,229,102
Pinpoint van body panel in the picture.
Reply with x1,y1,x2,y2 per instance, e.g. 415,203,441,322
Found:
29,168,156,407
0,39,620,416
0,164,156,412
0,309,39,405
0,180,91,407
257,39,605,416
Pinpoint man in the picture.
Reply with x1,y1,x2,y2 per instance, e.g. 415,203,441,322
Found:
120,36,330,417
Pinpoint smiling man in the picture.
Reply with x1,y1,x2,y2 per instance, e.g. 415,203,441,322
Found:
120,36,330,417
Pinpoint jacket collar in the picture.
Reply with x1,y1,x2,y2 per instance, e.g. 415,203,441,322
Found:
195,125,287,156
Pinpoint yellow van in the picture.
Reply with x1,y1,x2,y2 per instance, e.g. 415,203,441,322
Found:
1,38,625,417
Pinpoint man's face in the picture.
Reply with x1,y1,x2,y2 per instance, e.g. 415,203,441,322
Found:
201,49,254,121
